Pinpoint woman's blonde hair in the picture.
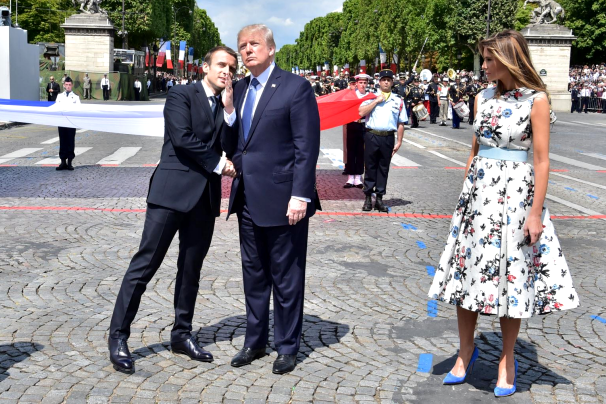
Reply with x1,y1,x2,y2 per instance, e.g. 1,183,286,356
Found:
479,30,549,100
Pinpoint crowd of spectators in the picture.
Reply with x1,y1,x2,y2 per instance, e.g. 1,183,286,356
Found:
569,64,606,113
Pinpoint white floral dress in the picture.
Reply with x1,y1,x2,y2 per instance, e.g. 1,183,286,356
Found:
428,87,579,318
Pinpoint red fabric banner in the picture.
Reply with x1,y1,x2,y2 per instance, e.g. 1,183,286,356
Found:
156,52,165,68
167,59,173,69
316,89,374,131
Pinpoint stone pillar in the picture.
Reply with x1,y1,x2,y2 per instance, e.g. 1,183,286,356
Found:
61,14,115,73
521,24,576,113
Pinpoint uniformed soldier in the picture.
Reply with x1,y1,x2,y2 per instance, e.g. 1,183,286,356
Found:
358,69,408,212
334,72,348,91
393,74,407,98
309,76,323,97
448,76,463,129
465,76,481,124
438,77,450,126
406,76,424,128
54,77,81,171
83,73,92,100
344,73,371,189
427,75,440,124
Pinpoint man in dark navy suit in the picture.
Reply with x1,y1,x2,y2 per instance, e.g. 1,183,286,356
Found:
108,46,238,373
222,24,321,375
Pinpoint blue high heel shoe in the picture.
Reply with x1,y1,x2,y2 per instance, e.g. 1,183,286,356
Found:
494,359,518,397
443,346,479,385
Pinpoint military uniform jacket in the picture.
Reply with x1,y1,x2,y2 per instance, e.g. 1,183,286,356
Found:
448,84,462,103
83,77,91,89
465,83,480,100
55,91,81,105
406,85,424,105
426,83,439,102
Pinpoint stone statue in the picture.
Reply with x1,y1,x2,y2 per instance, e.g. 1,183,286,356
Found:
73,0,107,15
524,0,565,25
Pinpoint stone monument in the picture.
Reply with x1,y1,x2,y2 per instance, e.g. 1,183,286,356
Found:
521,1,575,112
61,2,115,73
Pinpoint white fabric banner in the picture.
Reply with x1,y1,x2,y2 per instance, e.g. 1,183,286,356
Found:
0,102,164,137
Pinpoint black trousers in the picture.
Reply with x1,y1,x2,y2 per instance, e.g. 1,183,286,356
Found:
468,98,475,124
409,104,419,128
109,192,215,343
58,127,76,160
345,122,365,175
571,100,579,113
102,85,110,101
134,89,140,101
237,197,308,355
429,101,439,123
363,132,394,196
581,97,589,112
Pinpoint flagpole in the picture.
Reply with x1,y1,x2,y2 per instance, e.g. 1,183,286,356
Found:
412,37,429,72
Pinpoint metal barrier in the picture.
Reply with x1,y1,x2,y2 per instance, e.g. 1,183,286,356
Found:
571,96,605,113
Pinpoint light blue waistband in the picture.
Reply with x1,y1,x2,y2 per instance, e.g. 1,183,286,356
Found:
477,145,528,163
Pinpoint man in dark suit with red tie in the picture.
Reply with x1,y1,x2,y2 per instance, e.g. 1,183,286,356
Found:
222,24,321,375
108,46,238,373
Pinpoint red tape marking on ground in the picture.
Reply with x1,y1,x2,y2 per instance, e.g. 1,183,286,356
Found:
1,206,604,220
550,169,569,172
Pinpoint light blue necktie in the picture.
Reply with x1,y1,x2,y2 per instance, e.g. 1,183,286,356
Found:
242,78,260,141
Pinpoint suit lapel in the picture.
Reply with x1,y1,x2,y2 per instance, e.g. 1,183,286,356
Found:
195,81,214,126
244,67,282,148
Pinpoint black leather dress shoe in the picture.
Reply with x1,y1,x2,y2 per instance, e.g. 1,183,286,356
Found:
272,354,297,374
343,183,354,188
171,337,213,362
362,195,373,211
231,347,266,367
66,159,74,170
56,160,68,171
355,184,363,189
374,195,389,213
108,337,134,373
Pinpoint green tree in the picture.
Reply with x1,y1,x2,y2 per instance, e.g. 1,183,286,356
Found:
190,7,222,60
560,0,606,63
0,0,77,43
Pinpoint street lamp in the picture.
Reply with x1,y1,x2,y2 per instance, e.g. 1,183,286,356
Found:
118,0,128,49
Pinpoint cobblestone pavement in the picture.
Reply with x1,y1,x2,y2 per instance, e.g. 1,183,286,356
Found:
0,112,605,403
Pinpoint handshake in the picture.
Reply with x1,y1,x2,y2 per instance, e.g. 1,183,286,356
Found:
221,159,237,178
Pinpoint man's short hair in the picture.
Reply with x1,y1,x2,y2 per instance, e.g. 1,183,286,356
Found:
203,45,238,72
238,24,276,50
64,76,73,83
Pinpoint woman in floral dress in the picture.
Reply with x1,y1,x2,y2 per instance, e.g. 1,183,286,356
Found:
428,30,579,397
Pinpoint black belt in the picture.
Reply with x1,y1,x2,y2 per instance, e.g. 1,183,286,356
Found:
368,129,394,137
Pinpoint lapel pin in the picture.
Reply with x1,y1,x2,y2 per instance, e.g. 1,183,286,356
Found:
271,84,276,88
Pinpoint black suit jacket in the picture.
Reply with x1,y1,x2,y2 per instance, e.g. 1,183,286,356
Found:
147,82,224,214
46,82,60,101
223,66,321,227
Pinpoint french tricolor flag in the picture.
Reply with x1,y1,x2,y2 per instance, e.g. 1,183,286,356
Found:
166,41,173,69
179,41,186,69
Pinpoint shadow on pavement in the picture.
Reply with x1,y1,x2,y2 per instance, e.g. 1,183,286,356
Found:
0,343,44,383
132,313,349,367
411,331,571,403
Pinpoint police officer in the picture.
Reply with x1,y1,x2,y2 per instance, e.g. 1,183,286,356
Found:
570,84,580,113
465,76,481,124
101,74,111,101
406,76,424,128
448,76,463,129
427,75,440,124
358,70,408,212
54,77,81,171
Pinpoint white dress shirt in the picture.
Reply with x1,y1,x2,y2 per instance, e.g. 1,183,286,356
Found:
134,81,142,90
231,62,310,203
101,78,110,89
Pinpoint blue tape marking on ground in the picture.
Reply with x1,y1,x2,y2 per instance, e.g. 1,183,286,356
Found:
338,165,344,169
588,194,599,200
564,187,577,192
426,266,436,276
0,99,54,107
591,315,606,324
548,180,556,185
427,300,438,317
387,207,391,213
416,241,426,249
401,223,417,230
417,353,433,373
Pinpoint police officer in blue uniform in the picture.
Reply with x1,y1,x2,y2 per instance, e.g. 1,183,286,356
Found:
358,69,408,212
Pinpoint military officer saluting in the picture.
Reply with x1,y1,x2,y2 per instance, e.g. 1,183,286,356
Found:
358,69,408,212
406,76,424,128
